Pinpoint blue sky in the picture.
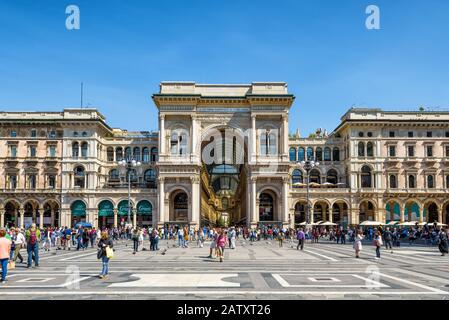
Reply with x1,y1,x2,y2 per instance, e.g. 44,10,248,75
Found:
1,0,449,135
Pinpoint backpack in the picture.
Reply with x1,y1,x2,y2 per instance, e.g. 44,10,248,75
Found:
29,230,37,245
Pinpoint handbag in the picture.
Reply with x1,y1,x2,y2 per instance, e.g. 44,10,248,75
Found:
7,261,15,270
106,246,114,259
97,249,103,259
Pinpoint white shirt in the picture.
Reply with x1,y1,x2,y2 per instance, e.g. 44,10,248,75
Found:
15,233,26,245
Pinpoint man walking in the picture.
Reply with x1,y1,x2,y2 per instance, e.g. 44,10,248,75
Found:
25,223,40,268
383,227,393,253
296,228,305,251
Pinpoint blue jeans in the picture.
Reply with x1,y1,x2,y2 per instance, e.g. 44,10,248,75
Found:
178,235,183,247
27,243,39,267
376,246,381,258
0,258,8,281
101,255,109,275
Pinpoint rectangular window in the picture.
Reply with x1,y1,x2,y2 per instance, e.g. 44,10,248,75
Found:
10,146,17,157
28,175,37,189
10,130,17,137
49,130,56,138
49,146,56,157
389,131,395,138
446,131,449,138
8,175,17,189
408,131,414,138
389,146,396,157
31,129,37,137
446,146,449,157
48,175,56,189
427,131,433,138
407,146,415,157
426,146,433,157
29,146,37,157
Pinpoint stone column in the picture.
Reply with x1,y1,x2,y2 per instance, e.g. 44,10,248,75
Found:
114,208,118,228
329,208,333,223
0,208,4,228
251,115,257,163
246,178,252,227
191,116,198,158
399,204,405,223
39,205,44,229
419,204,424,223
438,205,443,223
251,177,257,227
310,208,314,224
191,176,200,227
282,177,289,226
133,209,137,229
160,114,166,155
282,115,289,158
19,208,24,229
158,177,165,227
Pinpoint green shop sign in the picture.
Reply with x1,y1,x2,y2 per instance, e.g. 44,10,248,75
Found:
71,200,86,217
98,201,114,217
137,201,152,216
118,200,132,216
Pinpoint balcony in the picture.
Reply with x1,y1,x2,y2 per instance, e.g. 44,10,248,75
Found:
403,157,418,164
25,156,38,166
45,156,59,166
5,157,19,166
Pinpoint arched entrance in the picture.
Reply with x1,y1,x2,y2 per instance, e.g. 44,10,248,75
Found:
424,202,439,223
445,203,449,224
332,201,349,227
71,200,87,227
98,200,114,229
117,200,134,227
23,201,38,228
259,192,274,223
313,201,329,223
385,201,401,222
404,202,420,221
294,201,307,225
359,200,376,222
136,200,153,227
4,201,19,228
170,191,188,223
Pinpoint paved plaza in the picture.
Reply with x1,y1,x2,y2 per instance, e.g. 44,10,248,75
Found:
1,239,449,300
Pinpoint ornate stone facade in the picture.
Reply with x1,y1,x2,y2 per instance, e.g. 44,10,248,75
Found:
0,83,448,229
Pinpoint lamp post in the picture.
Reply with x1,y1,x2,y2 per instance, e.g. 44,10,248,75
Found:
118,158,141,227
298,158,319,225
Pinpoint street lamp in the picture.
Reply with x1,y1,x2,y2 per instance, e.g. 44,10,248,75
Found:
298,158,319,225
118,158,142,227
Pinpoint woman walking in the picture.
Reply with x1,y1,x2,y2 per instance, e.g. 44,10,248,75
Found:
277,231,284,247
216,230,227,263
438,228,449,256
353,230,364,258
97,231,113,279
374,230,383,260
132,228,140,254
0,228,12,284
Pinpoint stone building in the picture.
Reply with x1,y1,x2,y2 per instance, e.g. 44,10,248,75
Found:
0,82,448,229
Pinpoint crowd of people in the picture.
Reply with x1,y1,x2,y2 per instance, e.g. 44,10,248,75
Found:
0,221,448,283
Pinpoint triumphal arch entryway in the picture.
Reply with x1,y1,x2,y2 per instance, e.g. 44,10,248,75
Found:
152,82,294,228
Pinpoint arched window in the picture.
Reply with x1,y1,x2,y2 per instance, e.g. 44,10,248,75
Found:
324,147,331,161
173,192,188,221
128,169,137,182
333,147,340,161
142,147,150,163
260,130,278,155
298,148,305,161
109,169,119,180
81,142,88,157
107,147,114,162
309,169,321,184
74,166,85,188
116,147,123,161
427,175,435,188
389,175,397,188
133,147,141,162
306,147,314,160
151,147,158,162
268,131,277,155
124,147,132,160
367,142,374,157
446,175,449,189
72,142,79,158
326,169,338,184
144,169,156,188
171,130,189,156
292,169,303,187
358,142,365,157
316,148,323,161
259,193,274,221
361,165,372,188
409,175,416,188
289,148,297,162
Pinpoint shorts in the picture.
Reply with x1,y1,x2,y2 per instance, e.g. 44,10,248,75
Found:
210,242,216,249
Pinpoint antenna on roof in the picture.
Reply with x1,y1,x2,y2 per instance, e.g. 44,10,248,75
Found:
80,82,84,108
